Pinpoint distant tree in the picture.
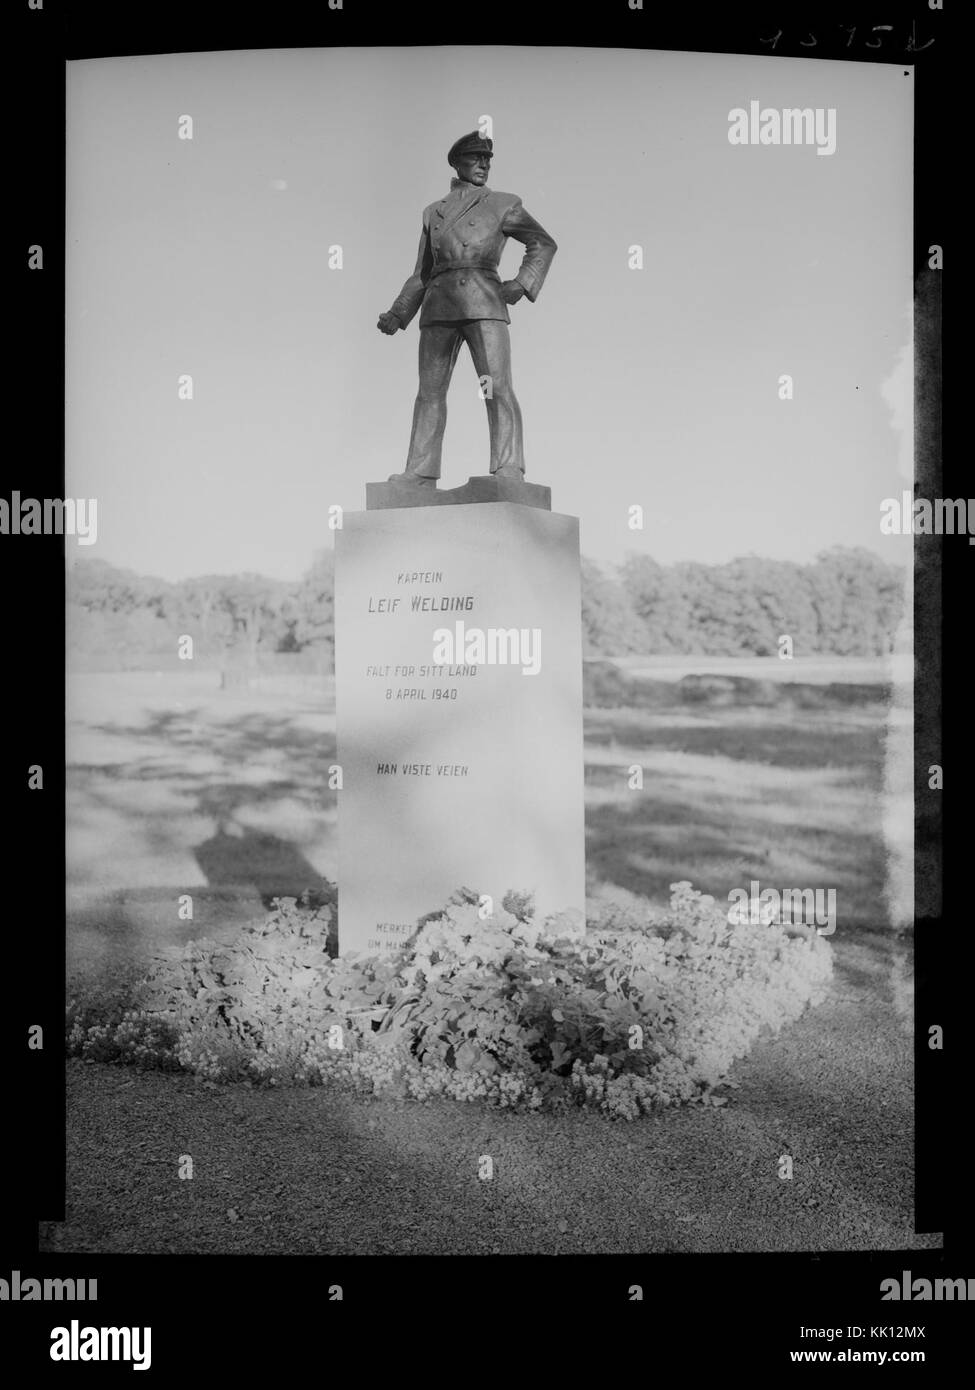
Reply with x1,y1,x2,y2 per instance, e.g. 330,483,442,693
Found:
169,575,235,656
217,573,290,661
288,550,335,663
580,557,647,657
620,556,693,652
809,547,905,655
69,557,173,617
676,560,745,655
719,556,820,656
173,573,289,655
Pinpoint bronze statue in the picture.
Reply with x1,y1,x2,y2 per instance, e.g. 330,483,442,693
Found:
377,132,557,487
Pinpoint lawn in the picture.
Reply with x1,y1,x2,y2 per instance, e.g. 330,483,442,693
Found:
49,656,932,1255
66,656,909,977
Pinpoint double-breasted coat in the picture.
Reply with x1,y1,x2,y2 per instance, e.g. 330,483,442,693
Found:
389,179,558,329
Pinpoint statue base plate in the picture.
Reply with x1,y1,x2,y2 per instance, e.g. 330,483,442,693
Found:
366,474,551,511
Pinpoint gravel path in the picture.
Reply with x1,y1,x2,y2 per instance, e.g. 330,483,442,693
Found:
40,930,939,1256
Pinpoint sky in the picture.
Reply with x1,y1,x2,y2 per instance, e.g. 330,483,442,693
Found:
65,46,914,582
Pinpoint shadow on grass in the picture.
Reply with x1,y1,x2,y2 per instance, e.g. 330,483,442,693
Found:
194,824,329,906
583,687,891,930
584,709,885,775
70,706,336,958
70,673,894,950
80,707,335,844
584,790,889,931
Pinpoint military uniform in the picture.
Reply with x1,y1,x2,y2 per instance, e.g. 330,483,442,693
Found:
386,137,557,480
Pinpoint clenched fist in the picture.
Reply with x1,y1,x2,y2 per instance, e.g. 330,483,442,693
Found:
377,310,402,335
500,280,526,305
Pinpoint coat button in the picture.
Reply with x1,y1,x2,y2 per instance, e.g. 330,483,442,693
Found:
468,219,475,224
459,278,467,285
462,241,468,247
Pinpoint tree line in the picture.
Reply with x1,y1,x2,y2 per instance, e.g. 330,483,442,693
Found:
67,545,905,669
67,554,335,671
582,549,906,658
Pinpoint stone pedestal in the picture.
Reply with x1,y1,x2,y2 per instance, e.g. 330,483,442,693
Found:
334,501,585,957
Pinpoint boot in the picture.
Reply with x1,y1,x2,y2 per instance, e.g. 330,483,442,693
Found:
388,471,436,487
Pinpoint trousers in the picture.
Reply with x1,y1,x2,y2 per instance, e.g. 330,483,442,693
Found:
405,319,525,479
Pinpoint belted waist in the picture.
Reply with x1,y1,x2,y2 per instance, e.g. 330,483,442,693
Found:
427,260,500,281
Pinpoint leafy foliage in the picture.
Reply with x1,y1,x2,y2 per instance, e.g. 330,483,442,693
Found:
67,544,905,671
580,556,648,657
618,546,904,658
67,883,833,1119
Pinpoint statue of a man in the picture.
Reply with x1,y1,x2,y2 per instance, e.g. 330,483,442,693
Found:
377,131,557,487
